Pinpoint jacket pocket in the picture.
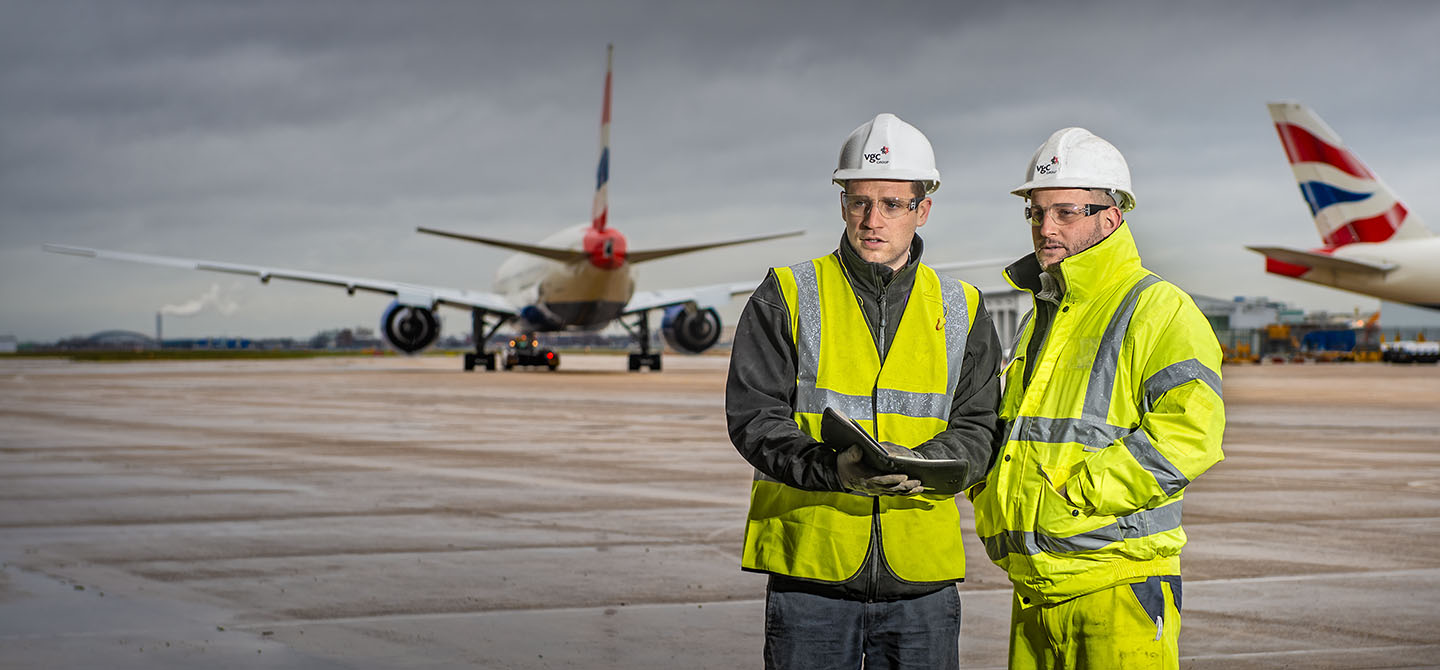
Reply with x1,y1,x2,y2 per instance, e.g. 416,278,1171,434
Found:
1034,472,1119,554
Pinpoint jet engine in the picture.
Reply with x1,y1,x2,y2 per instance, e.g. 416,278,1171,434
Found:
661,304,722,354
381,301,440,353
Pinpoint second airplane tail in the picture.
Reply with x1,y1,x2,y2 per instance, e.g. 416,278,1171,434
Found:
1268,101,1431,248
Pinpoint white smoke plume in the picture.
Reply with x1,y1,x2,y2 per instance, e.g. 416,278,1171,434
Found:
160,283,239,317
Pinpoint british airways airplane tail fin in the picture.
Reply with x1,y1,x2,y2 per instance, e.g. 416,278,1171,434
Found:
591,44,612,233
1268,101,1431,248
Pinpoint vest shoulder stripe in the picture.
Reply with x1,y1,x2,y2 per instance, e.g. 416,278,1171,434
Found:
788,260,822,386
934,269,971,401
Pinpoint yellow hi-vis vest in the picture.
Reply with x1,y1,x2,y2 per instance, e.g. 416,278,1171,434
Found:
971,224,1225,605
741,253,980,583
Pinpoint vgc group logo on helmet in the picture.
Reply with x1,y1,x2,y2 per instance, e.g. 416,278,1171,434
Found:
1035,155,1060,175
863,145,891,165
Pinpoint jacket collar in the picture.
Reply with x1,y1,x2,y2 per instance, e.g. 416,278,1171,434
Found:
1003,222,1145,303
837,232,924,290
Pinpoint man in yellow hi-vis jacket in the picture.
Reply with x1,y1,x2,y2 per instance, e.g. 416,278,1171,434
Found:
726,113,1003,670
972,127,1225,669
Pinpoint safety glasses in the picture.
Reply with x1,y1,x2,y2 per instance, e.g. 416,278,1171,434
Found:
842,194,923,221
1024,203,1114,226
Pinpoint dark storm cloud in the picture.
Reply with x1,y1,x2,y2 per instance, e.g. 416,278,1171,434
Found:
3,0,1438,340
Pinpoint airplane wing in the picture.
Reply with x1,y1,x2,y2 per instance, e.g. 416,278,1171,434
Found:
626,231,804,263
623,280,761,314
415,227,588,263
1244,245,1396,277
418,226,806,266
42,243,518,314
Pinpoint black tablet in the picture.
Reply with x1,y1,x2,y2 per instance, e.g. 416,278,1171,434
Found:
820,406,970,495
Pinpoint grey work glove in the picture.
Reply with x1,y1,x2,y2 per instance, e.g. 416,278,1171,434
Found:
837,443,925,496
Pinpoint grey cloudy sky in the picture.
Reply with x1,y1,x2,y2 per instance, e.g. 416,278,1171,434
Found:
4,0,1438,341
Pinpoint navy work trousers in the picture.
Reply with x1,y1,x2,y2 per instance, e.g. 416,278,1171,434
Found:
763,581,962,670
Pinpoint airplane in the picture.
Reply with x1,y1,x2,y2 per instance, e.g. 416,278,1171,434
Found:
44,45,800,372
1247,101,1439,310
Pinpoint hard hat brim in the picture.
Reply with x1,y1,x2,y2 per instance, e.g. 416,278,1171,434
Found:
1011,181,1135,211
834,170,940,194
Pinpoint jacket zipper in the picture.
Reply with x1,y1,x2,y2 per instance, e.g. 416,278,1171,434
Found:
878,291,888,362
868,273,893,601
840,254,896,602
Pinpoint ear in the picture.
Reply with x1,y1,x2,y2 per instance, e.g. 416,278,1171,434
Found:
1100,206,1122,236
915,197,931,228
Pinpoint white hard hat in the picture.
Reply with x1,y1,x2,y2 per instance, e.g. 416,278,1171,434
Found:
1012,127,1135,211
833,113,940,194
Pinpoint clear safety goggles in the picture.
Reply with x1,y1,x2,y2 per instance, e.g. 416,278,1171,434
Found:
1024,203,1114,226
841,193,922,221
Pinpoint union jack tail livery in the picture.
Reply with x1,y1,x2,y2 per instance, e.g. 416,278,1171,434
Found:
1269,101,1430,247
1247,102,1440,310
592,44,612,233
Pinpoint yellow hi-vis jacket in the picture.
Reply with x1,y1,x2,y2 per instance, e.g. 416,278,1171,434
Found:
741,253,980,583
972,223,1225,605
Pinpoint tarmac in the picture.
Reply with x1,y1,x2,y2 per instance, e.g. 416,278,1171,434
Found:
1,353,1438,669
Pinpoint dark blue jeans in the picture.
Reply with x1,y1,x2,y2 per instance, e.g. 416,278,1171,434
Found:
764,582,962,670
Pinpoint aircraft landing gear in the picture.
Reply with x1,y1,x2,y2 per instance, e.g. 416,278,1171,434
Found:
628,352,661,371
464,308,509,372
622,311,662,372
464,351,496,371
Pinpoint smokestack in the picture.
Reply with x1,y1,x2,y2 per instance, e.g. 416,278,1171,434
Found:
156,311,162,346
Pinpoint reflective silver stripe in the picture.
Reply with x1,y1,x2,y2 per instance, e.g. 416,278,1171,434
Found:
1082,275,1162,421
939,274,969,400
981,501,1184,560
983,529,1037,559
788,259,869,420
791,260,822,392
1014,416,1189,492
791,259,967,424
1017,415,1130,448
1143,358,1222,413
797,386,873,420
1125,358,1219,493
877,388,949,421
1122,429,1189,495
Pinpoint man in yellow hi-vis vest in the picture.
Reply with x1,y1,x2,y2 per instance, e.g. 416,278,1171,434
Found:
727,113,1003,670
972,127,1225,669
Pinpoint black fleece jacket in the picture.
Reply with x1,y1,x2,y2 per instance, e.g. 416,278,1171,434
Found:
726,233,1003,600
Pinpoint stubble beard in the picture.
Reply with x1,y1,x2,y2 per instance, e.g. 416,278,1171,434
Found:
1036,219,1106,272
